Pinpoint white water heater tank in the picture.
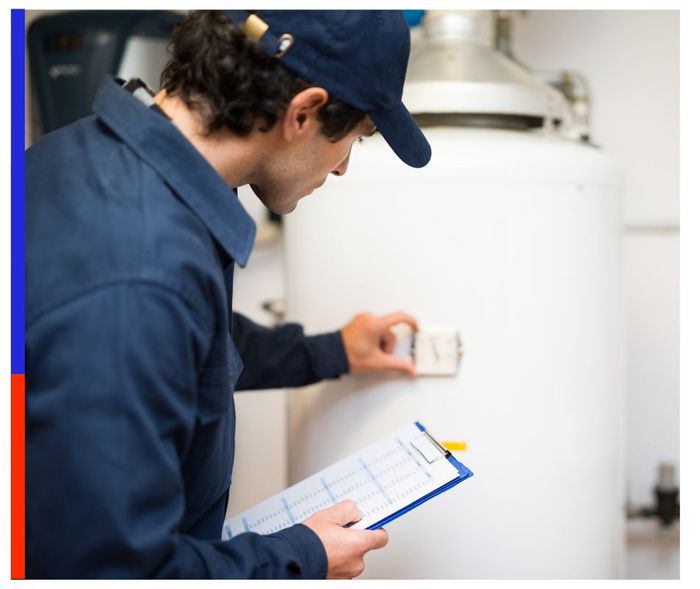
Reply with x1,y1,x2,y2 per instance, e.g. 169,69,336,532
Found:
284,11,625,579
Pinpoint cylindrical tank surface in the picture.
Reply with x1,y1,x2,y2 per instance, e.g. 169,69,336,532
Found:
284,127,625,578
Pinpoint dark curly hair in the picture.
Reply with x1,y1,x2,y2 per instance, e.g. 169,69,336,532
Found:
160,11,366,141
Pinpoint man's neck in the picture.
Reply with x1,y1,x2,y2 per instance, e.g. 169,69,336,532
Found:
154,89,267,189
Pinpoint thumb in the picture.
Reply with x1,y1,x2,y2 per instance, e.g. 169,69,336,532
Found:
379,353,418,378
364,528,389,551
331,500,363,526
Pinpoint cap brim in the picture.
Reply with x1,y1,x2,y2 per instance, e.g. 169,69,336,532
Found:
369,102,431,168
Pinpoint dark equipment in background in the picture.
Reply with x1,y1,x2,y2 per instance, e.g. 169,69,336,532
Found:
627,463,680,528
27,11,182,140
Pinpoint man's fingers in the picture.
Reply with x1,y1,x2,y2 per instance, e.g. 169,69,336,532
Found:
364,528,389,551
332,500,363,526
379,311,419,333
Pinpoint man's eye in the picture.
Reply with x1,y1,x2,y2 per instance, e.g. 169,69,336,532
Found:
356,137,364,144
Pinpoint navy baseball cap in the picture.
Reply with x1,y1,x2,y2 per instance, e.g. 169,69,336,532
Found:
225,10,431,168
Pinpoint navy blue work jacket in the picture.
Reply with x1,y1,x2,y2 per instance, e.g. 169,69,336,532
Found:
25,77,349,578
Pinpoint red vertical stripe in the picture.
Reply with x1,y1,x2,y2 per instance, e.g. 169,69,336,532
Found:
11,373,25,579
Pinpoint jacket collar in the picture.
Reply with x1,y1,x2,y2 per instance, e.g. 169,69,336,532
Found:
92,76,256,267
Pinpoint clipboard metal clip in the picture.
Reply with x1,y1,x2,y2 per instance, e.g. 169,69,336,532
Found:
411,427,451,464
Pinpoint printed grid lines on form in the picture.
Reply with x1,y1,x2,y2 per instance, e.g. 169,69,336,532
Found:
235,437,434,535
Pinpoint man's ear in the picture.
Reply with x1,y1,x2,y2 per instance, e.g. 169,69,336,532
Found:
281,87,329,141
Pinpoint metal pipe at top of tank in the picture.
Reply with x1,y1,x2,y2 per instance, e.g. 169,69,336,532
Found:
404,10,573,131
422,10,494,47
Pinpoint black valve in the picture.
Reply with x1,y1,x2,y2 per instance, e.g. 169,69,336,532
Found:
627,463,679,527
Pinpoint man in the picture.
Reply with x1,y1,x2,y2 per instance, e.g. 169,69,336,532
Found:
25,10,431,579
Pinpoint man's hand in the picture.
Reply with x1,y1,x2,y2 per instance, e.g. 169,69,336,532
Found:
340,311,419,378
302,500,389,579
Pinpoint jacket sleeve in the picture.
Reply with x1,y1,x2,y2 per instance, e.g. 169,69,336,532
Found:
232,312,350,391
25,282,328,579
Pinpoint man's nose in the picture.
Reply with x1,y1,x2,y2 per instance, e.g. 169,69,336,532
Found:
331,152,351,177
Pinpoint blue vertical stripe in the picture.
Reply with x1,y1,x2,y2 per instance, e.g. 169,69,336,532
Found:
281,498,296,524
11,9,26,375
320,477,337,503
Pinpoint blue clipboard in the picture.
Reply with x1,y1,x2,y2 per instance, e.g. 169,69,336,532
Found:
365,421,474,530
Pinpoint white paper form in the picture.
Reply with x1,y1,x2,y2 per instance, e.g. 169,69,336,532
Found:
222,423,462,539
